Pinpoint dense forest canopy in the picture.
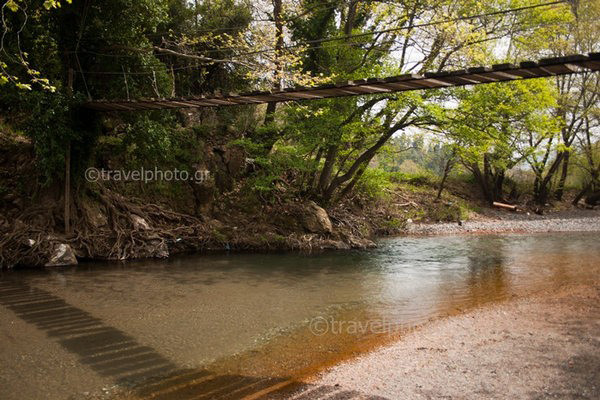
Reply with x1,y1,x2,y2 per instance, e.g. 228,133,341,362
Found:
0,0,599,221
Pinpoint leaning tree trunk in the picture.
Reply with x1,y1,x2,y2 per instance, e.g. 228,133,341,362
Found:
436,154,455,200
321,127,394,203
533,152,566,205
554,151,570,201
317,145,339,195
338,165,367,199
572,183,591,206
492,170,505,202
320,106,418,203
308,147,324,190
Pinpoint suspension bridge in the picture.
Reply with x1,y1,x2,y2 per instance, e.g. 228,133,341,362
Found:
83,53,600,112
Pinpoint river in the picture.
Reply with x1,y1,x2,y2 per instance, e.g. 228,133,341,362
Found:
0,232,598,399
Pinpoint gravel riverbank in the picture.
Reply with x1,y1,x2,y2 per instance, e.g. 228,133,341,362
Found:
405,210,600,235
311,283,600,399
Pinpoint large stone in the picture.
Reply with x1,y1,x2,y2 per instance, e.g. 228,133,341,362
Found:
45,243,78,267
303,201,333,234
131,214,151,230
82,199,108,228
347,235,377,249
319,239,351,250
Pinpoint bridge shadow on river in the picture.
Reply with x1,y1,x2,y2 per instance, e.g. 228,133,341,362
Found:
0,279,388,399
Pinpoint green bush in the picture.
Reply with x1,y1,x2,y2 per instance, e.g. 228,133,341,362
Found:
355,168,395,199
388,171,436,186
236,141,311,196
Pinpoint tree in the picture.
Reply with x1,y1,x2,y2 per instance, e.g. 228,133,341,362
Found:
507,0,600,201
572,116,600,205
274,0,561,203
443,79,560,204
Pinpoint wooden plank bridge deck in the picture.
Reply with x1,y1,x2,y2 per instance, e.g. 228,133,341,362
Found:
83,53,600,112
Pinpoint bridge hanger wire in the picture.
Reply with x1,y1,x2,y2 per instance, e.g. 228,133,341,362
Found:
71,19,572,77
65,0,569,76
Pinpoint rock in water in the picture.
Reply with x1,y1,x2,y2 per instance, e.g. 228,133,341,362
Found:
347,235,377,249
303,201,333,234
45,243,78,267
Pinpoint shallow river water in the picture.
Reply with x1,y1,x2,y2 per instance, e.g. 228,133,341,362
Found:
1,232,599,399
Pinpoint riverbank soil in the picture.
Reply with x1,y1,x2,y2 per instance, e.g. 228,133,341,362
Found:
314,283,600,400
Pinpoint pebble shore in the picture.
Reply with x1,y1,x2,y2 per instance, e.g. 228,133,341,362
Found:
406,215,600,235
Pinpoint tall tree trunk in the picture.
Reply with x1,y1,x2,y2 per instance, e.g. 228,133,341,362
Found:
470,162,493,204
344,1,358,35
534,152,566,204
318,145,338,194
482,155,504,202
533,173,544,203
309,147,324,190
554,151,570,200
536,185,550,205
493,170,505,202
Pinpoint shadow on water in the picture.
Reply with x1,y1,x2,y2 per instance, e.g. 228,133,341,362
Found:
0,279,388,399
0,279,177,384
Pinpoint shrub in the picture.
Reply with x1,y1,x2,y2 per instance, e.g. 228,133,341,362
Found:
355,168,395,199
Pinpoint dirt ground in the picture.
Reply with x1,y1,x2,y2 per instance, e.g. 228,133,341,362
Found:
313,283,600,400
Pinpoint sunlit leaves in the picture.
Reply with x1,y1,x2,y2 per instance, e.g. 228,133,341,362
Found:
0,0,72,91
443,78,561,170
43,0,71,10
5,0,19,12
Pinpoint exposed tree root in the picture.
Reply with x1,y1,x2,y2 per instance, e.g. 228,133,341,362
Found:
1,184,214,268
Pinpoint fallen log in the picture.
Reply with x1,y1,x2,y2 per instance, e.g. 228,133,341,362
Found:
492,201,517,211
395,201,418,208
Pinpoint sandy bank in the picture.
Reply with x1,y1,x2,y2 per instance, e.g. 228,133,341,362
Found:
313,283,600,399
